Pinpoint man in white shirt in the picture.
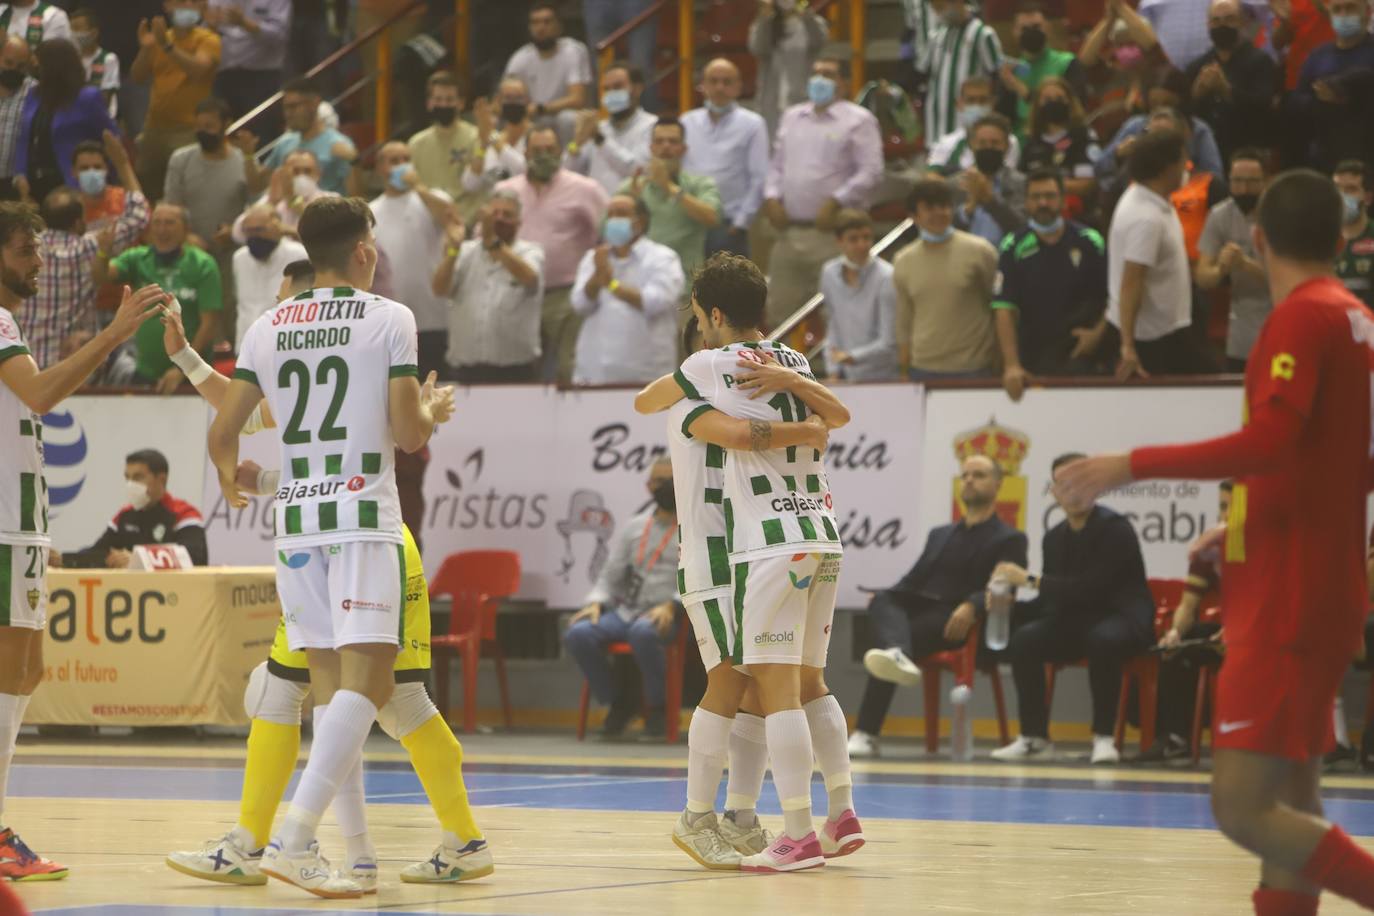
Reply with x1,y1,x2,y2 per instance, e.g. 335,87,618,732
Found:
570,194,684,385
924,75,1021,177
431,189,545,384
461,77,530,204
565,60,655,195
0,1,69,49
369,140,455,378
231,147,336,243
681,57,769,259
231,202,306,346
503,1,591,144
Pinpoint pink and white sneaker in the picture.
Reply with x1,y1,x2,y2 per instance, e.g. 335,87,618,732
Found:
740,832,825,873
819,810,865,858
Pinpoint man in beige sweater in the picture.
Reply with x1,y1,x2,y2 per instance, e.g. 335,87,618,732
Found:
893,177,1001,379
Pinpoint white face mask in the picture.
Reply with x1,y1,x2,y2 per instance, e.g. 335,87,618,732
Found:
292,174,318,197
841,255,867,270
126,479,150,510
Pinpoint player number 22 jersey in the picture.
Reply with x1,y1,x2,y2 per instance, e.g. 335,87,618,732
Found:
0,306,47,546
235,287,418,548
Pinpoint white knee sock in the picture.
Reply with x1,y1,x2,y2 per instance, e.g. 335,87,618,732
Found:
1335,697,1351,748
686,709,732,819
312,704,374,864
803,695,854,820
279,690,377,854
725,712,768,827
765,709,815,841
0,693,21,828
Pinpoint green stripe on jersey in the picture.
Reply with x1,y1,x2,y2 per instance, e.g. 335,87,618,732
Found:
362,452,381,474
674,367,702,400
232,367,259,386
705,443,725,469
681,402,713,439
798,517,817,541
325,454,342,476
0,345,30,366
782,475,797,492
318,502,338,531
723,498,734,553
19,472,35,532
291,457,309,478
704,487,722,504
677,567,686,596
359,500,379,529
750,475,771,495
18,418,30,436
707,536,730,586
284,505,302,534
822,517,839,541
806,474,820,493
0,544,10,626
703,598,730,664
731,562,749,664
333,287,355,298
761,519,785,545
389,364,419,379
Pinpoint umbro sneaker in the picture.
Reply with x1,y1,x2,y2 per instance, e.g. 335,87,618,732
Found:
819,810,865,859
260,839,362,899
672,811,742,870
0,828,67,881
165,829,265,885
399,838,494,883
740,832,825,873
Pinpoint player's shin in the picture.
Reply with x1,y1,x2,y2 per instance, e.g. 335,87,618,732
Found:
239,718,302,848
400,714,483,845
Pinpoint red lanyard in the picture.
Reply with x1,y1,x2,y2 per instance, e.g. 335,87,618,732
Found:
636,515,675,573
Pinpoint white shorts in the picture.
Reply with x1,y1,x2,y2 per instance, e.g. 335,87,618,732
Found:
736,552,841,668
275,540,406,651
0,541,47,630
684,592,735,672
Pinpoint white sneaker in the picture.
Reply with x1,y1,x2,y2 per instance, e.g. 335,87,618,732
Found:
165,829,266,886
399,839,494,884
863,648,922,686
719,811,773,856
1091,735,1121,765
260,840,363,899
990,736,1054,761
847,730,879,758
672,811,742,870
350,856,378,895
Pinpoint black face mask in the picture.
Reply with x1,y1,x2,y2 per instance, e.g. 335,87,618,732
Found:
973,147,1005,175
431,106,458,127
1019,25,1047,54
532,36,556,51
1209,24,1239,50
195,131,222,152
651,482,676,512
500,102,527,124
1040,99,1070,124
1233,192,1259,214
0,69,23,91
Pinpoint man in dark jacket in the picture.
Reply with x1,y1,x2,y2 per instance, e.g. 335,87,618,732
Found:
991,451,1154,765
60,448,208,568
848,454,1028,757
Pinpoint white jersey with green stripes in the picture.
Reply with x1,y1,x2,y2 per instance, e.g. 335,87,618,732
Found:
234,286,418,549
673,340,843,563
665,398,731,603
0,306,48,546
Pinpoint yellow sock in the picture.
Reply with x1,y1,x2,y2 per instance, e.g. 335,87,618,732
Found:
401,715,483,843
238,719,300,848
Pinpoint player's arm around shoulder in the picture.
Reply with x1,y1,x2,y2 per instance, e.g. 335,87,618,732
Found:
634,372,682,413
685,405,830,453
733,350,852,428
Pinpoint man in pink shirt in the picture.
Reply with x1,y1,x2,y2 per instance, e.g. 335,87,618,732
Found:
496,125,608,385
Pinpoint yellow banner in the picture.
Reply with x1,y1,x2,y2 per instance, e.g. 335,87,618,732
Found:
27,568,281,726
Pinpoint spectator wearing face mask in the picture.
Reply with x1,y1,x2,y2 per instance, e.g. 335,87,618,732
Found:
918,0,1003,147
1136,0,1272,70
1184,0,1279,164
951,113,1026,248
163,96,252,291
231,201,305,346
503,1,590,144
1079,6,1164,146
748,0,829,140
230,147,335,243
1019,77,1101,211
409,71,482,220
0,0,71,49
1094,69,1224,197
1334,159,1374,310
70,8,120,118
998,4,1086,137
0,36,33,201
1195,148,1271,370
819,208,898,381
621,116,720,281
263,76,355,194
462,77,531,203
565,60,655,195
71,134,137,318
925,75,1022,177
1290,0,1374,173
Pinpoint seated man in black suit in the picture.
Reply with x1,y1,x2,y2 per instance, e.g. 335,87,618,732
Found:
990,451,1155,766
848,454,1028,758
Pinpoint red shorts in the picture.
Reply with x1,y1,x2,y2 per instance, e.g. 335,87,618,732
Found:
1213,645,1343,761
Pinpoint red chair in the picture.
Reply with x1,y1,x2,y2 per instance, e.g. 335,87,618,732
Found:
429,551,519,734
1043,578,1185,752
1190,604,1225,765
576,615,691,744
915,621,1010,754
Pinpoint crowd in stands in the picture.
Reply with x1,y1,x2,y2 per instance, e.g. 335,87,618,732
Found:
0,0,1371,399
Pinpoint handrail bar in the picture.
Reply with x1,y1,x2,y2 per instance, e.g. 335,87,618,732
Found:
593,0,668,54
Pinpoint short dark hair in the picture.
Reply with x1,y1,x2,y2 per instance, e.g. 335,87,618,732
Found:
833,207,872,237
692,253,767,331
126,448,169,477
69,6,98,27
194,96,231,123
529,1,559,16
297,197,375,273
605,59,644,85
40,186,83,233
652,115,683,139
959,74,993,97
816,55,850,79
71,139,104,166
526,124,560,148
426,70,464,95
1258,169,1343,263
283,259,315,284
1220,480,1234,493
970,112,1012,142
907,176,954,212
282,76,321,98
1335,158,1368,190
0,202,43,248
1026,167,1065,193
1230,147,1267,171
1051,452,1087,474
681,313,701,355
1127,127,1186,183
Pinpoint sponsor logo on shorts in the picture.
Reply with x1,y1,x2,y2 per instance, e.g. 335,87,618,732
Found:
328,545,342,556
341,598,392,613
278,551,311,569
788,571,812,589
754,630,795,645
1218,719,1254,735
25,588,39,610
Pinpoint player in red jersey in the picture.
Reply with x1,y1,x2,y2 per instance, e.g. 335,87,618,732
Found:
1059,169,1374,915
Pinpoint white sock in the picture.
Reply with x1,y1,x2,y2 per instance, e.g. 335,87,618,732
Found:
803,694,854,820
725,711,768,827
279,690,377,853
311,704,373,863
765,709,815,841
0,693,21,828
685,708,732,819
1335,697,1351,748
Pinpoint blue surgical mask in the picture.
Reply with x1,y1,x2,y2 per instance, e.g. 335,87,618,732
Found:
919,226,954,244
388,163,412,191
958,103,990,130
1343,192,1363,223
1332,13,1364,39
171,7,201,28
603,88,631,114
77,167,106,196
705,99,735,116
604,216,635,247
807,75,836,106
1029,215,1064,235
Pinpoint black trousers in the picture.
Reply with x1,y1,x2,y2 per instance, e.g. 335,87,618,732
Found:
1154,621,1223,742
1008,601,1153,739
1100,323,1216,375
416,330,449,381
855,591,966,736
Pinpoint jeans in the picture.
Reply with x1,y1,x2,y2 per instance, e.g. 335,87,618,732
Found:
565,609,673,706
705,224,750,259
582,0,659,111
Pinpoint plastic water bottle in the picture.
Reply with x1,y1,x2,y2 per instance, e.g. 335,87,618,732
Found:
986,577,1013,651
949,684,973,761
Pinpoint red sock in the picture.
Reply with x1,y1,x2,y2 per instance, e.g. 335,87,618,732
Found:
1301,825,1374,908
1253,887,1319,915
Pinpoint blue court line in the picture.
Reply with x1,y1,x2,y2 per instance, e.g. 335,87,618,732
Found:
13,762,1374,834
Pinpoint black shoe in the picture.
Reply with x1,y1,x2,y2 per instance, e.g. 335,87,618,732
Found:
1128,734,1189,765
1325,743,1358,772
599,705,634,740
640,708,667,741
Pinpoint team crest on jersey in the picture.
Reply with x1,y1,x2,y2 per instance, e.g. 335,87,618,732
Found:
25,588,38,610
